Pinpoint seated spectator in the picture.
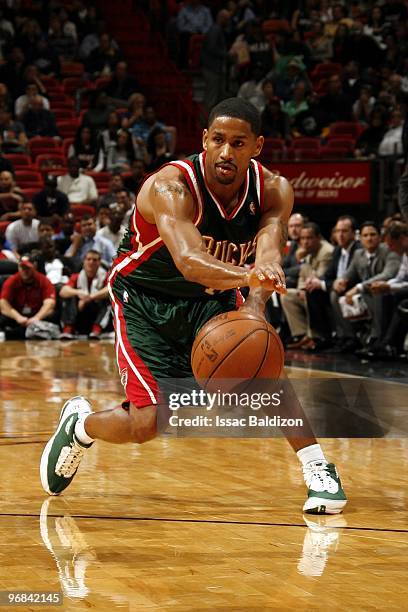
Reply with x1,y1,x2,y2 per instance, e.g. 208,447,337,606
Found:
0,254,56,339
352,85,376,125
60,249,110,339
331,23,353,64
237,64,269,114
241,19,273,75
0,9,14,59
122,93,145,132
364,6,387,46
20,64,48,97
0,171,24,219
355,108,388,159
96,204,111,230
69,126,103,171
342,60,364,103
378,108,404,157
106,128,135,173
176,0,213,66
317,74,353,126
332,221,401,351
33,175,70,221
21,95,59,138
35,238,72,293
53,212,75,255
261,97,290,140
272,56,310,103
0,151,13,175
349,21,384,69
104,61,139,107
146,128,175,171
281,223,334,350
16,20,42,62
0,47,26,101
86,32,121,77
303,216,360,352
128,105,177,159
65,214,116,269
123,159,145,193
283,82,309,124
16,217,56,255
32,38,61,77
115,189,134,226
14,83,50,120
48,14,77,59
307,20,333,63
5,202,40,255
0,233,17,263
97,174,125,208
0,107,27,153
96,202,126,250
81,91,115,134
283,213,305,288
57,158,98,206
97,110,121,169
363,221,408,360
293,91,327,138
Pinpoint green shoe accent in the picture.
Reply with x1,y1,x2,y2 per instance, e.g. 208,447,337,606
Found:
40,397,92,496
303,462,347,515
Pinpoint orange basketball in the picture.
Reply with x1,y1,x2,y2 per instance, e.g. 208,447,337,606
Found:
191,310,284,390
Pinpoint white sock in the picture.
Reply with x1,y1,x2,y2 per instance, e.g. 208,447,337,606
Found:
74,414,94,445
297,444,326,467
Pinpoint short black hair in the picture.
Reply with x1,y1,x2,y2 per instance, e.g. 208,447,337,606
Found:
302,222,321,237
337,215,358,231
208,97,261,136
384,221,408,240
361,220,380,234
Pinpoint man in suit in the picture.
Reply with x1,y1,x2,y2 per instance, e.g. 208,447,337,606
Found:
364,221,408,359
332,221,401,349
303,216,360,352
281,222,334,349
283,212,305,288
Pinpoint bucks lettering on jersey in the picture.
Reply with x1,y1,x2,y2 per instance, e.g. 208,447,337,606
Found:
112,152,265,297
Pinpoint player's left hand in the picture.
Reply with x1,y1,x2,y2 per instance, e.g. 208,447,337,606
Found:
248,263,287,294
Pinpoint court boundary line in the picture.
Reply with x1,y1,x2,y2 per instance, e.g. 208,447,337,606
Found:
1,512,407,534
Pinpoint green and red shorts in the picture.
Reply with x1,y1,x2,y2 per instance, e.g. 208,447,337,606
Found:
109,274,242,408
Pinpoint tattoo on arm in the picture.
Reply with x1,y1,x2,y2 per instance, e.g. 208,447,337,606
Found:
154,182,189,197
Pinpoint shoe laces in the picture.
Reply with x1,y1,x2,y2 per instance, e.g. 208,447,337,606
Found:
303,461,338,493
55,441,85,478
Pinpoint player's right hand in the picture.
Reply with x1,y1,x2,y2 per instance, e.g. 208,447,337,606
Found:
247,264,287,294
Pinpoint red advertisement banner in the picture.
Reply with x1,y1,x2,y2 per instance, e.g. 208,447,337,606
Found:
269,161,372,204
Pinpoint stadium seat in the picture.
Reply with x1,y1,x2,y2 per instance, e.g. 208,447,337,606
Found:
52,109,76,121
329,122,364,139
35,153,66,172
60,61,85,77
326,137,356,154
288,147,320,160
71,204,96,220
21,188,39,202
262,19,290,34
3,154,32,168
292,138,320,150
320,146,349,159
0,220,11,233
15,170,43,188
260,138,285,162
62,77,87,95
311,62,343,82
57,121,79,139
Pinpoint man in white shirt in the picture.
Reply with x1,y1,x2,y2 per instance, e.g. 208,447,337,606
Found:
14,83,50,120
5,201,40,255
96,203,126,250
57,158,98,205
365,221,408,359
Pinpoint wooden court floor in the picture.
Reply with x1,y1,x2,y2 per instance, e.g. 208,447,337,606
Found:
0,340,407,611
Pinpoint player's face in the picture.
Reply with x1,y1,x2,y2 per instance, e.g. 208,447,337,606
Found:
203,117,263,186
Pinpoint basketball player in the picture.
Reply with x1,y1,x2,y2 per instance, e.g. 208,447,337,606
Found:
41,98,347,514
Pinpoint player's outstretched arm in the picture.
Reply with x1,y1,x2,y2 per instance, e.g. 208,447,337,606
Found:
150,169,250,291
243,170,294,313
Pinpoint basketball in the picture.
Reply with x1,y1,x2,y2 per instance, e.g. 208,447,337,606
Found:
191,310,284,389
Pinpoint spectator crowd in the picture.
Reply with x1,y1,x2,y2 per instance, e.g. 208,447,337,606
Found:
0,0,406,362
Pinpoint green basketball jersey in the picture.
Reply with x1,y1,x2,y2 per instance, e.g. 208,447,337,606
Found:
110,152,265,297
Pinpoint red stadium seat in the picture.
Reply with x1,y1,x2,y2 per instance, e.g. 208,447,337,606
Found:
262,19,290,34
60,61,85,77
260,138,285,162
288,147,320,160
62,77,87,95
21,188,39,202
3,154,32,168
52,109,76,121
35,153,66,171
71,204,96,220
326,137,356,153
15,170,43,183
292,137,320,150
329,122,364,139
311,62,343,82
57,120,79,139
320,146,349,159
0,220,11,233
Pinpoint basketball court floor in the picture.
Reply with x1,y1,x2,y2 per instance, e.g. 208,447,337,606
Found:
0,339,407,610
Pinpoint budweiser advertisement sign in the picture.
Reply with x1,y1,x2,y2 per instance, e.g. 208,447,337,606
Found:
270,162,372,204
